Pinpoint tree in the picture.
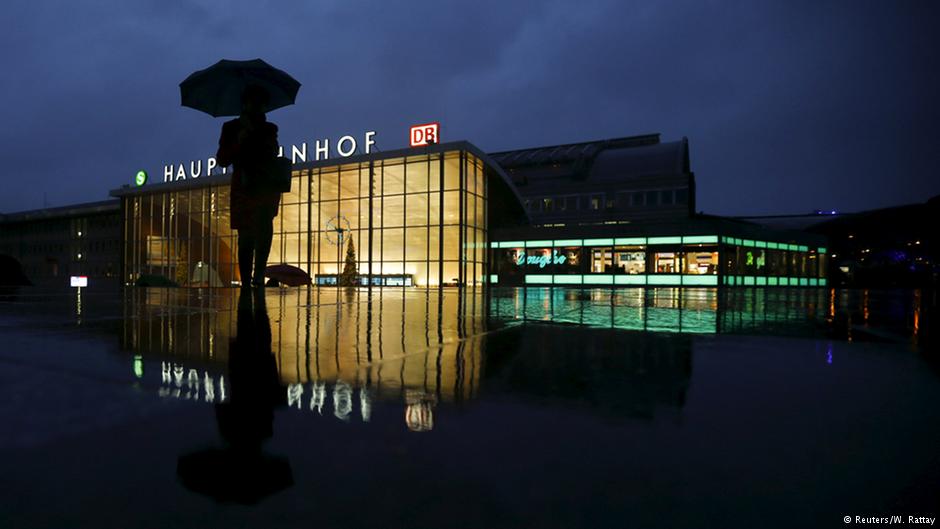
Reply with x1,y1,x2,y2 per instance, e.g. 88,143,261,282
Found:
339,237,358,286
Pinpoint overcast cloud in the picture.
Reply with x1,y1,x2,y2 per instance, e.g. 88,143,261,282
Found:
1,0,937,215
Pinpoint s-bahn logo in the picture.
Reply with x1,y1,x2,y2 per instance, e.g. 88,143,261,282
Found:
410,122,440,147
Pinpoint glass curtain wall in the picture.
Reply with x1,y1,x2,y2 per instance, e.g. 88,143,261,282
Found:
489,236,824,286
124,184,236,286
283,150,486,287
124,148,487,288
719,238,827,286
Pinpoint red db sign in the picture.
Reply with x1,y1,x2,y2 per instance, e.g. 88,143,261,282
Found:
410,122,440,147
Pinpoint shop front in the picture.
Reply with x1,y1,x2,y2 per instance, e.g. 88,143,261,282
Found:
489,231,827,287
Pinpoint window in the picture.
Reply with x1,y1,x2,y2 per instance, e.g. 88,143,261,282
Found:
660,190,673,205
613,246,646,274
146,235,171,266
590,196,601,210
542,198,554,212
645,191,659,207
652,252,680,273
683,250,718,274
555,247,581,272
675,189,688,204
605,197,615,209
743,248,767,275
590,247,613,273
632,192,645,207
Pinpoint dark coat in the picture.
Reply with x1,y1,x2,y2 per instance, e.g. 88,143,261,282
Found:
216,116,281,230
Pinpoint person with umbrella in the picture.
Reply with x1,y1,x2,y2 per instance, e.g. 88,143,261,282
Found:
215,84,281,288
180,59,300,288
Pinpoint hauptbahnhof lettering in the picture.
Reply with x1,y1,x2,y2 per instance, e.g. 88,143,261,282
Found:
0,132,826,288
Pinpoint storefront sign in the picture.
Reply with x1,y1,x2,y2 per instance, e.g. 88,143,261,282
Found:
746,250,766,269
515,250,567,268
162,130,378,183
410,122,440,147
70,276,88,287
135,170,147,186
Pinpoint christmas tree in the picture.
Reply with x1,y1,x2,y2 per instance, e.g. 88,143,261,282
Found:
339,237,358,286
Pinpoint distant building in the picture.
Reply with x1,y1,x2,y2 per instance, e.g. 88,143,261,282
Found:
488,135,825,288
807,196,938,287
0,200,121,286
491,134,693,226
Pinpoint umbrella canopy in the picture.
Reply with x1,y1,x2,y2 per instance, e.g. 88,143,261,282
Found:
180,59,301,117
264,263,311,287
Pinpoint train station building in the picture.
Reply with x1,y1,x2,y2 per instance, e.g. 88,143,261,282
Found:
1,131,826,288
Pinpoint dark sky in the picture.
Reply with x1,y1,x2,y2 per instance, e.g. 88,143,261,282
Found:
1,0,937,216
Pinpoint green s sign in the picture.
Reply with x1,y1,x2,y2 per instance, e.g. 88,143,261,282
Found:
135,170,148,186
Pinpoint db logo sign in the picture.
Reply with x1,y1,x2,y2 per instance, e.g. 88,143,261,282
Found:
410,122,440,147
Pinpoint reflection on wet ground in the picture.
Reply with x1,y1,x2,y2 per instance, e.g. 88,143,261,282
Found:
0,286,937,528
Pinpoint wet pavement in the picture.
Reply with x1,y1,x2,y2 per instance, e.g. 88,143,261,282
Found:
0,286,937,528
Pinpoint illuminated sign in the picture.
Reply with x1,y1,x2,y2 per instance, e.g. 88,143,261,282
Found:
70,276,88,287
515,250,567,268
163,130,377,183
135,170,147,186
746,250,766,269
410,122,440,147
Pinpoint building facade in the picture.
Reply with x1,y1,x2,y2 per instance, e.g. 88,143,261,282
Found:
110,142,525,288
489,218,827,287
0,200,121,286
492,134,694,226
0,133,826,289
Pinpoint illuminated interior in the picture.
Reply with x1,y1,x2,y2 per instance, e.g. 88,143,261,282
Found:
121,147,489,287
489,236,826,287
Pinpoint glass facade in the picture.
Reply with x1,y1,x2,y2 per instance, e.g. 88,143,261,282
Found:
490,235,826,287
719,237,827,286
121,148,488,287
124,184,235,286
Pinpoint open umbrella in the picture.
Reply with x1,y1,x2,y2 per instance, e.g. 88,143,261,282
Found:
264,263,311,287
179,58,301,117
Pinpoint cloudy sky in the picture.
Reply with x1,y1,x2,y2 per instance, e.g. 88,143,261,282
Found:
1,0,937,215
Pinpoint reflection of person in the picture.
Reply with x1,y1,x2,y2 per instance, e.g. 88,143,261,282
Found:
216,287,283,449
216,85,281,288
176,288,291,504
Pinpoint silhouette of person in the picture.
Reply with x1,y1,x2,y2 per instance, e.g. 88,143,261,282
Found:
216,84,281,288
176,288,291,504
216,287,283,449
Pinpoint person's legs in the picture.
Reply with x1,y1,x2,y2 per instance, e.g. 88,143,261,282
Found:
253,214,274,285
237,228,255,287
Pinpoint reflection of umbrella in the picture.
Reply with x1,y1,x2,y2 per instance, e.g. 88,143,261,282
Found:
180,59,301,117
264,263,310,286
177,448,293,505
